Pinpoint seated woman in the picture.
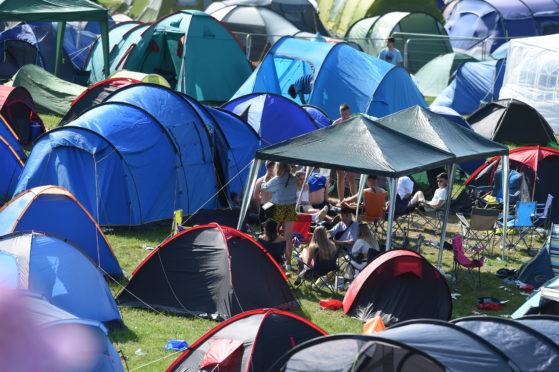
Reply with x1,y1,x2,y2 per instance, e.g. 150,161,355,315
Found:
296,170,328,222
409,172,448,211
340,175,386,209
299,226,336,268
346,223,381,279
257,219,286,266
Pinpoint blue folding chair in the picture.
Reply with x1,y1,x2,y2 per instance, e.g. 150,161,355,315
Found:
498,201,537,250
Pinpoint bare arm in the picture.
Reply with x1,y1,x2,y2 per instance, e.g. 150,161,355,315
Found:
253,178,263,202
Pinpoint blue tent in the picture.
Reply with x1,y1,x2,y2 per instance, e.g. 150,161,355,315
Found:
0,135,23,203
445,0,559,55
513,276,559,318
0,232,123,329
232,36,426,119
104,84,259,199
512,245,555,288
22,292,124,372
516,315,559,345
432,59,506,115
0,186,122,276
0,115,26,160
223,93,320,147
302,104,331,128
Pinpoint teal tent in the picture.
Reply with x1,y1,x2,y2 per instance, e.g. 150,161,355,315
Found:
0,0,110,78
86,10,252,103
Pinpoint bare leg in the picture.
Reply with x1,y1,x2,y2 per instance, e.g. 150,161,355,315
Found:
348,172,357,196
337,170,346,201
410,191,425,205
283,220,294,265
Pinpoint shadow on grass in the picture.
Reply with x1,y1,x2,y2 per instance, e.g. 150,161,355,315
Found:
111,326,139,343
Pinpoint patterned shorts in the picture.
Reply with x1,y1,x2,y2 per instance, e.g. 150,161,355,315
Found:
273,203,297,222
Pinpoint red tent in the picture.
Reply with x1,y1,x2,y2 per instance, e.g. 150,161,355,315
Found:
0,85,44,144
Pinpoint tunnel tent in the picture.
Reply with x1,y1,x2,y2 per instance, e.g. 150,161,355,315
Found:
0,0,111,78
0,231,123,329
232,36,426,120
345,12,452,73
117,224,298,320
0,185,123,276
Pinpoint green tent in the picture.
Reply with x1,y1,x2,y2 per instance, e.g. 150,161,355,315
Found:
0,0,110,78
318,0,442,36
345,12,452,73
414,52,478,97
6,65,86,115
87,10,252,103
134,0,207,22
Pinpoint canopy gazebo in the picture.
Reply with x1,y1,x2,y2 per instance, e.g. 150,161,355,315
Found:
0,0,110,78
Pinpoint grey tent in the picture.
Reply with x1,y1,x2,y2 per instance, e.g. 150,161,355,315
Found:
379,319,518,371
468,99,556,145
206,0,328,35
452,316,559,372
377,105,509,264
268,334,446,372
516,315,559,345
237,114,456,249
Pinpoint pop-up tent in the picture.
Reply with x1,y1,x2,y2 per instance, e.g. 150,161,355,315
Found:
432,58,506,115
86,10,252,103
118,224,298,320
343,250,452,325
6,64,86,115
302,104,331,127
167,308,326,371
0,186,122,276
0,0,110,78
500,34,559,134
0,232,123,329
237,114,456,250
516,315,559,345
20,292,125,372
415,52,478,97
0,85,44,144
232,36,426,120
222,93,319,147
268,334,446,372
346,12,452,73
317,0,442,35
445,0,559,57
468,99,556,145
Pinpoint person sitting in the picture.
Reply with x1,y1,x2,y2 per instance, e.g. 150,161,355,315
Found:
296,170,328,222
308,170,333,210
328,207,358,250
409,172,448,211
352,223,381,262
299,226,336,268
340,175,386,208
257,219,286,266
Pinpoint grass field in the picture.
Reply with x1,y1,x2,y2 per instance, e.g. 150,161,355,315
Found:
38,114,537,371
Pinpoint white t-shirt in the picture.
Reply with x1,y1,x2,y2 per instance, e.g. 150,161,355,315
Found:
429,187,447,206
352,239,371,257
397,176,414,199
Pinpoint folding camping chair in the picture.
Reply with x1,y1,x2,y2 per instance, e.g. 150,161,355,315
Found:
456,207,499,253
292,213,313,249
358,191,386,234
412,206,445,234
497,201,537,250
346,247,381,280
294,248,341,294
452,235,485,288
534,194,554,241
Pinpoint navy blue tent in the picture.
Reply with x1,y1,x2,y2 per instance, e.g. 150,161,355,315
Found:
0,186,122,276
432,59,506,115
516,315,559,345
0,114,25,159
513,245,555,288
446,0,559,55
302,104,331,128
104,84,259,198
0,232,123,329
0,134,23,203
223,93,319,147
232,36,426,119
453,316,559,371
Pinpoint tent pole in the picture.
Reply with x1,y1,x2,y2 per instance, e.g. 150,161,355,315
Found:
295,166,313,211
100,20,110,78
54,21,66,77
355,174,367,220
502,155,510,260
237,159,261,230
386,177,397,250
437,163,456,268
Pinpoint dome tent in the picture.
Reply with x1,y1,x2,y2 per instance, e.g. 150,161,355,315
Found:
415,52,478,97
117,224,298,320
0,232,123,329
0,186,122,276
0,134,23,203
0,85,44,144
302,104,331,127
86,11,252,104
232,36,426,120
346,12,452,73
166,308,326,371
